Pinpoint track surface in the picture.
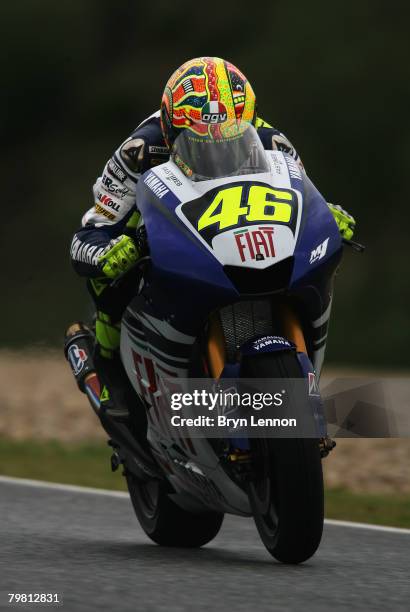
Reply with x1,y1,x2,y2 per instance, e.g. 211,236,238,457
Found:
1,478,409,611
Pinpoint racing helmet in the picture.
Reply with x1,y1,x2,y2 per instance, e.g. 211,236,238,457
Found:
160,57,257,149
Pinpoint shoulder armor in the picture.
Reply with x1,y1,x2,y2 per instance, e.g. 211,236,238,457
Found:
120,138,145,173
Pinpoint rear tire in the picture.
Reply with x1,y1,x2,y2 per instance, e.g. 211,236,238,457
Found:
126,474,224,547
243,351,324,564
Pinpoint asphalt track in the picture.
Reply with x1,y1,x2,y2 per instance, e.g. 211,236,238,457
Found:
1,477,409,612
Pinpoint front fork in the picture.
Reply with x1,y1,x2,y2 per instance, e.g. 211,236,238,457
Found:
206,303,309,377
206,304,333,458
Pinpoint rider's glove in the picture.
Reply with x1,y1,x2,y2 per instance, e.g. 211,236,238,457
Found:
327,203,356,240
98,235,140,279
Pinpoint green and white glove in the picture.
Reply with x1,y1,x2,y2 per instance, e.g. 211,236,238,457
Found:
98,235,139,279
327,203,356,240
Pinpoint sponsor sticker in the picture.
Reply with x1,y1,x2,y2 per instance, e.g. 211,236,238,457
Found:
310,237,329,264
94,203,116,221
308,372,320,397
97,192,120,212
149,145,168,155
162,166,183,186
144,172,170,199
201,101,227,124
101,174,129,198
270,152,285,175
68,344,88,376
252,336,292,351
70,237,105,264
241,335,294,355
234,226,275,262
285,154,302,180
107,159,127,183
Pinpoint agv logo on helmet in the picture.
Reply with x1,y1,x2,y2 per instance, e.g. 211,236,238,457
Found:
201,101,228,124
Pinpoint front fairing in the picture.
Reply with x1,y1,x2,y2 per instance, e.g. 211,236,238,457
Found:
290,174,343,287
137,150,341,296
136,167,240,329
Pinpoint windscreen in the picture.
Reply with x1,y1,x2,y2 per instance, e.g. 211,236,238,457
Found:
171,120,270,182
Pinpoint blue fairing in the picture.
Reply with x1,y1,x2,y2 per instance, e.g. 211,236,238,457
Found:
137,173,238,299
291,173,342,287
135,162,342,330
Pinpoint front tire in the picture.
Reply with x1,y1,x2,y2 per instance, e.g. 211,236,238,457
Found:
126,474,224,547
243,351,324,564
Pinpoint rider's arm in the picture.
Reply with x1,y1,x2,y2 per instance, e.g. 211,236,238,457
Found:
256,119,356,238
257,123,305,172
70,211,140,278
70,112,167,278
256,117,304,171
327,203,356,240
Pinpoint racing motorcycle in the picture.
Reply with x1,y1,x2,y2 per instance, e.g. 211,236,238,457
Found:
65,120,360,564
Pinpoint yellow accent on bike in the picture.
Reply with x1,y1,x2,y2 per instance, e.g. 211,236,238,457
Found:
198,186,246,231
247,186,292,223
197,185,293,232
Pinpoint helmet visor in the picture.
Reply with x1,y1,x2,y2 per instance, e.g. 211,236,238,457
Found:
171,120,269,182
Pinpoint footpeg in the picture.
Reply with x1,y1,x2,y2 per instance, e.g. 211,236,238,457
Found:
111,451,122,472
319,436,336,458
227,450,251,463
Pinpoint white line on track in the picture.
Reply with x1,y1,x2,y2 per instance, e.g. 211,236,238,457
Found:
0,474,128,499
2,474,410,535
324,518,410,535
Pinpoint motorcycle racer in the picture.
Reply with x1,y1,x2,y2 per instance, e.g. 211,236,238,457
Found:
69,56,355,415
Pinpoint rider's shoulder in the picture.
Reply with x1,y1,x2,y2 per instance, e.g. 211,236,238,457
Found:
257,126,284,151
256,122,299,159
118,111,168,174
131,110,163,140
256,116,287,149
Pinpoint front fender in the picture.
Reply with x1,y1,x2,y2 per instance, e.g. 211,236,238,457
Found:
240,334,296,356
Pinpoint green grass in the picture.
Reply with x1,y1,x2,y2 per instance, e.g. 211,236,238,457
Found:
325,488,410,528
0,439,127,491
1,439,409,529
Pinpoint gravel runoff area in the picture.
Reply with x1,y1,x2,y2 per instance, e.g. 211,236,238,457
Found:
1,349,409,494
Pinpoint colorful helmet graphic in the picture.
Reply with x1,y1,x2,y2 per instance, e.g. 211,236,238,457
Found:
160,57,257,148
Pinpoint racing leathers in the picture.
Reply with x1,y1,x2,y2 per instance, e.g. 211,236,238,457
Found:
70,111,309,359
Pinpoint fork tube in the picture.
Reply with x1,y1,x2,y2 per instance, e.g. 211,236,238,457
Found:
280,304,307,354
207,313,226,379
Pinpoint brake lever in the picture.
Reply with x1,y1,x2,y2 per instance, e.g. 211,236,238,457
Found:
342,237,366,253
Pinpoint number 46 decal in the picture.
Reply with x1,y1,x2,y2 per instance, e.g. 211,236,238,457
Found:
197,185,295,232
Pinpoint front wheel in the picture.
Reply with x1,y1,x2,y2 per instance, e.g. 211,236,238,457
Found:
243,351,324,564
126,474,224,547
249,437,323,563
